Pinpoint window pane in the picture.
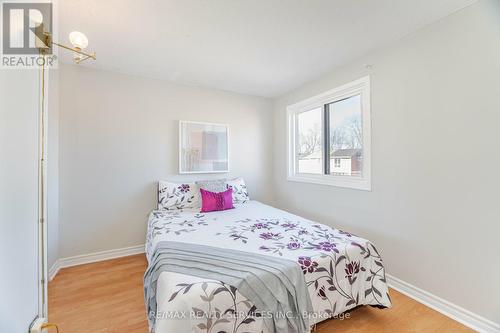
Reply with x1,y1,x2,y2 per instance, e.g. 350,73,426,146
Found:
297,108,322,174
328,95,363,177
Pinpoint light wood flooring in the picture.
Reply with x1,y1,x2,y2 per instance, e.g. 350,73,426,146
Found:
48,254,474,333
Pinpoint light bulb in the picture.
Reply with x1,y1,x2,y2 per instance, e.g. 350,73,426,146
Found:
29,9,43,27
69,31,88,49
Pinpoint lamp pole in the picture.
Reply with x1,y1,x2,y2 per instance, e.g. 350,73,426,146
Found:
35,27,95,324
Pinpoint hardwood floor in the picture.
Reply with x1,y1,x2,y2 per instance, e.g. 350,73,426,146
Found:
49,254,148,333
48,254,474,333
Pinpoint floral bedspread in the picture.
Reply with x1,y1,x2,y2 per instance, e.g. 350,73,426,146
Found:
146,201,391,333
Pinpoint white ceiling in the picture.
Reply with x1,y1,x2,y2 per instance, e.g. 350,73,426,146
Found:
58,0,476,97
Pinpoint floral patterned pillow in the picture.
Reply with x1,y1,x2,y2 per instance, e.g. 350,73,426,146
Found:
225,177,250,204
158,181,199,210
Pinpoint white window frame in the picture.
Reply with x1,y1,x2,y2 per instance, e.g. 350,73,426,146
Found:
286,76,371,191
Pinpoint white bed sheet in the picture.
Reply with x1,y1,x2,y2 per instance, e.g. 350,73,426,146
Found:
146,201,391,333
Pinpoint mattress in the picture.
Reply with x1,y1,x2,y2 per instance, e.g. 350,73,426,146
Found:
146,201,391,333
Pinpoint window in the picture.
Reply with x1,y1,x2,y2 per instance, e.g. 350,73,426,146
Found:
297,107,322,174
287,76,371,190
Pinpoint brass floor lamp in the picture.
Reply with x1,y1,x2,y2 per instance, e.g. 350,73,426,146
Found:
35,27,95,332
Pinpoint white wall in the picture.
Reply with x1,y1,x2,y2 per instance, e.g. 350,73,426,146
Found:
0,70,40,332
273,0,500,325
58,64,274,258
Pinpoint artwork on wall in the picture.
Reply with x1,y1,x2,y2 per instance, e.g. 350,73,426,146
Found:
179,120,229,174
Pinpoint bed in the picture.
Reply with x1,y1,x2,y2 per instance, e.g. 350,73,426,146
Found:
145,199,391,333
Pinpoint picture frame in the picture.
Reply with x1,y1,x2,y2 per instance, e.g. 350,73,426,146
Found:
179,120,230,174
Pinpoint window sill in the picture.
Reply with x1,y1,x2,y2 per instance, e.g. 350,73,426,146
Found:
287,174,371,191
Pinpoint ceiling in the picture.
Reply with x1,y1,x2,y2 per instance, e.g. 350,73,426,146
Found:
58,0,476,97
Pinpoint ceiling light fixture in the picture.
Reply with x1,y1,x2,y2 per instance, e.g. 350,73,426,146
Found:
36,25,96,64
68,31,92,63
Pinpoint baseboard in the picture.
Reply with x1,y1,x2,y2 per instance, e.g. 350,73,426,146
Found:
387,274,500,333
49,244,145,281
29,317,47,333
48,259,61,281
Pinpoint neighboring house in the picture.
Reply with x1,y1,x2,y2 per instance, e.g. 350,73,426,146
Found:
298,148,362,176
331,149,362,176
298,149,323,174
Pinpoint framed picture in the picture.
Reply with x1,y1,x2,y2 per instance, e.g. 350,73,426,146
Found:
179,120,229,174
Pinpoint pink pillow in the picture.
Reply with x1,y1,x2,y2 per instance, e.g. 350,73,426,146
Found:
200,188,234,213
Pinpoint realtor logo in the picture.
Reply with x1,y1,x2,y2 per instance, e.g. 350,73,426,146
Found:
1,1,56,68
2,2,52,54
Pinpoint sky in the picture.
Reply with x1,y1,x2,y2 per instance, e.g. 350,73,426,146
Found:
298,94,362,149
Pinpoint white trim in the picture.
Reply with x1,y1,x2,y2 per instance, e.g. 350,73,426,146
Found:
387,274,500,333
59,244,145,268
286,76,371,191
287,173,371,191
29,317,48,333
178,120,230,174
37,56,50,319
48,260,61,282
49,244,145,280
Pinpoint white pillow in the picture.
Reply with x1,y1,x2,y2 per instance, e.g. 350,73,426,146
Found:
225,177,250,204
158,181,199,210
